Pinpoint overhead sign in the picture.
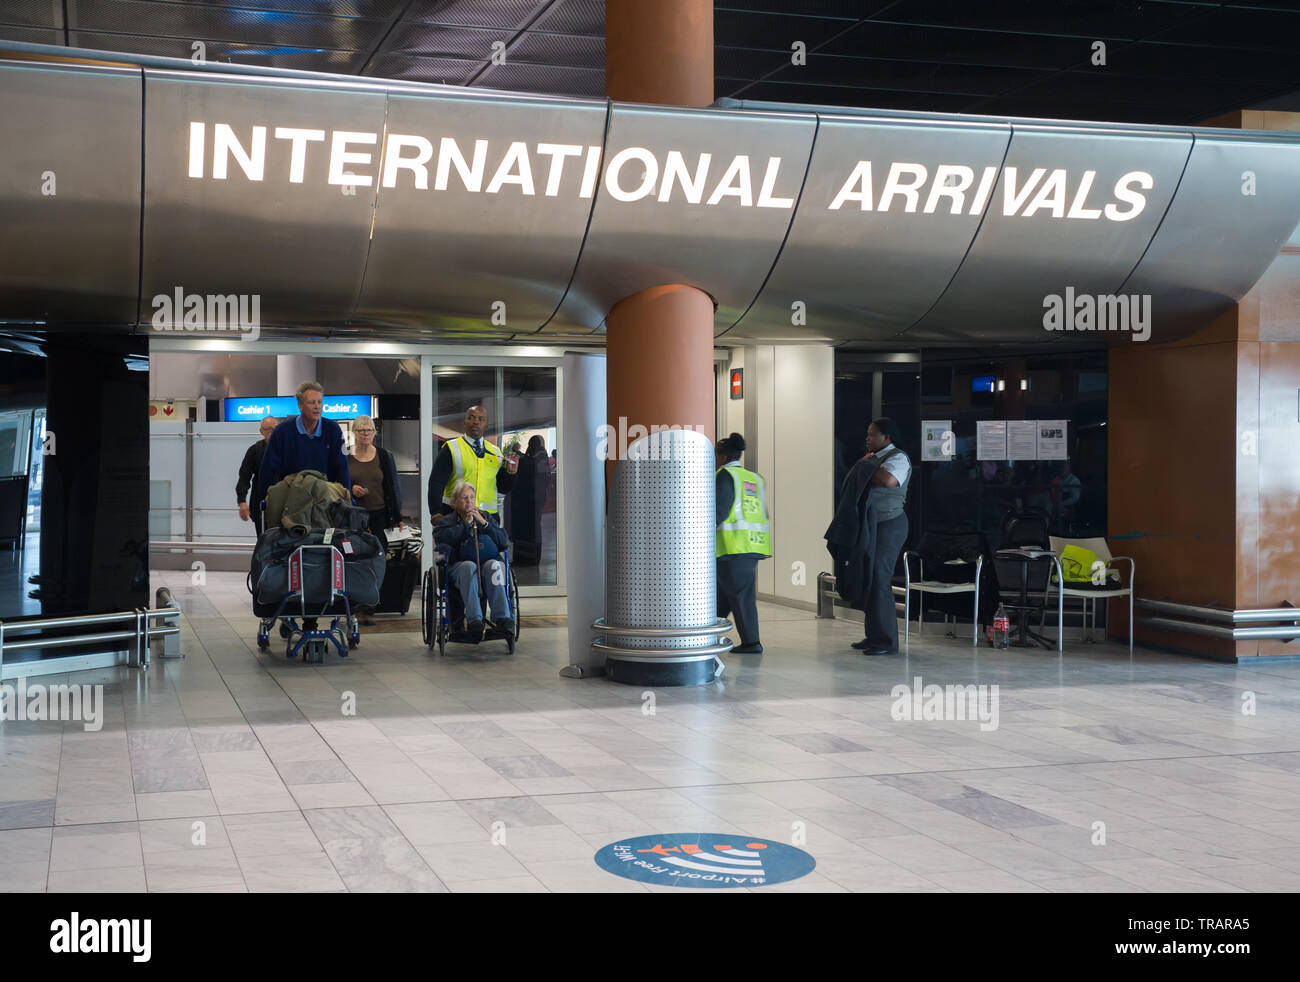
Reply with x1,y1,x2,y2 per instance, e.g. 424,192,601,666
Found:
594,833,816,889
184,123,1155,223
222,395,375,421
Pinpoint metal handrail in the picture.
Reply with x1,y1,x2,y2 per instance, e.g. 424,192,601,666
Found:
0,602,182,664
150,540,254,551
1136,598,1300,624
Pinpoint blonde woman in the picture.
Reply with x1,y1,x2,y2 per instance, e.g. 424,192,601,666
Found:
348,415,402,623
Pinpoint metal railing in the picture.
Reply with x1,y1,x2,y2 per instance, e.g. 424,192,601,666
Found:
1135,598,1300,641
0,595,182,668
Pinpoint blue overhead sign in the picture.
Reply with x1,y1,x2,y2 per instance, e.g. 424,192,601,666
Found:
223,395,375,421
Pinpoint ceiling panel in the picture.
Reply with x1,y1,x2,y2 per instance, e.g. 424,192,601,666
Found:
2,1,1298,122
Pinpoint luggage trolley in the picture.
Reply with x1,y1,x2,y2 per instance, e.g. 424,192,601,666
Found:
256,543,361,663
420,549,521,656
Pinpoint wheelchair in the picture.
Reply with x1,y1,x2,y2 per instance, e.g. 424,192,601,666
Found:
421,548,520,656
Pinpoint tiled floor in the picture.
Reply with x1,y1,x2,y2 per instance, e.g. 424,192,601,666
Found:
4,569,1300,892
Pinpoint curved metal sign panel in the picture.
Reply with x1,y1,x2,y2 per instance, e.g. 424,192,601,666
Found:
141,70,384,332
546,103,815,334
354,91,607,338
1123,134,1300,335
3,47,1300,346
0,61,141,325
725,115,1011,343
903,126,1192,344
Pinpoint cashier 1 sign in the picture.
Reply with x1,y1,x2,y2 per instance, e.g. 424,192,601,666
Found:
594,833,815,888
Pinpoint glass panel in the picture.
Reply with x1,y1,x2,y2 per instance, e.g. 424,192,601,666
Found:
500,367,558,586
0,340,148,632
431,366,499,518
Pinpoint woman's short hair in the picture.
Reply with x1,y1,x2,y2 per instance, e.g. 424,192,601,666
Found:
451,481,476,503
352,414,375,431
871,417,902,445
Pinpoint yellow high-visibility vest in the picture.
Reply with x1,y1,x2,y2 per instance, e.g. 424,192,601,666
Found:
443,436,504,513
717,465,772,558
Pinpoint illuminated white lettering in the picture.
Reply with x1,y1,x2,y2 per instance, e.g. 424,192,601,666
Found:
274,127,326,184
212,123,266,181
327,130,376,187
381,133,433,189
878,162,927,213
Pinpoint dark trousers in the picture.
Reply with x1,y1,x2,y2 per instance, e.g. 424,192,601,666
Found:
251,508,263,537
864,513,909,651
717,556,760,646
366,509,388,554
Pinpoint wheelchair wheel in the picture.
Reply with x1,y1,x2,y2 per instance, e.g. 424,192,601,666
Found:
507,563,520,653
420,568,434,648
436,577,448,657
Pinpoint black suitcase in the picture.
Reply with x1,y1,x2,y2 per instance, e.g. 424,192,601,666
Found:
374,547,420,615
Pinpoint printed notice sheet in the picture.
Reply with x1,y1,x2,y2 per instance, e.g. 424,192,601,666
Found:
976,421,1007,461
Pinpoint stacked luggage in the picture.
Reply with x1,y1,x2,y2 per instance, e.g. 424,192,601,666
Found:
248,470,387,660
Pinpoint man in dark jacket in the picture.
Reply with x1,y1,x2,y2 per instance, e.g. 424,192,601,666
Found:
255,382,350,509
433,481,513,640
824,418,912,655
236,416,277,535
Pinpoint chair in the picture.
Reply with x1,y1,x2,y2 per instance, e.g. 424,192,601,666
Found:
901,531,992,648
1048,536,1135,655
1001,508,1049,548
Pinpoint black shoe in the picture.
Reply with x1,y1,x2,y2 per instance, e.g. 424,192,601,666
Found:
859,646,897,656
302,618,318,632
851,638,874,650
466,620,484,641
495,618,515,637
732,643,763,654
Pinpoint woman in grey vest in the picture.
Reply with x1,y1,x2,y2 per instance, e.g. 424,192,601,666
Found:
825,418,912,656
857,418,911,653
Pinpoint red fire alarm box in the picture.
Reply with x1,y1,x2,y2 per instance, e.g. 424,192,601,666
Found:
730,369,743,399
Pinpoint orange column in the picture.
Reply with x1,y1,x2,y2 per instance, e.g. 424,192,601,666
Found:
605,0,714,108
605,0,715,477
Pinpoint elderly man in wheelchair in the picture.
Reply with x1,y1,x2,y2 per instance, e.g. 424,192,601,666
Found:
433,481,515,641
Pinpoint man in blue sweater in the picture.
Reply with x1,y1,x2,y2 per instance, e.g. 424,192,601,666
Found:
254,381,351,510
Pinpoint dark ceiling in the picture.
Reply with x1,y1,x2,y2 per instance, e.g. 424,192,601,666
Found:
2,0,1299,124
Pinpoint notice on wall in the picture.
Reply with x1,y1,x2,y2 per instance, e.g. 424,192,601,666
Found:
1037,420,1068,459
976,420,1007,461
1007,420,1038,460
922,420,953,461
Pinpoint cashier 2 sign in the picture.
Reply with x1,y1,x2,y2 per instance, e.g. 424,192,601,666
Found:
594,833,815,888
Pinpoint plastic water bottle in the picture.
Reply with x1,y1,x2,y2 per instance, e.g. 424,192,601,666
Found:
993,604,1010,649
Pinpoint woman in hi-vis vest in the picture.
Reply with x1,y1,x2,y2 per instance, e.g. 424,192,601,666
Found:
426,404,519,520
715,433,772,655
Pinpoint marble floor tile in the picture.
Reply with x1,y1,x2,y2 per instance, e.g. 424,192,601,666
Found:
44,573,1300,891
46,864,147,893
50,822,142,871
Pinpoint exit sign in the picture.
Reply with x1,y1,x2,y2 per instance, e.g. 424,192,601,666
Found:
730,369,743,399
